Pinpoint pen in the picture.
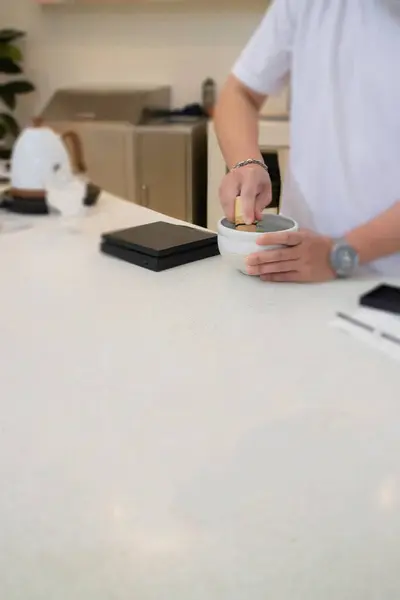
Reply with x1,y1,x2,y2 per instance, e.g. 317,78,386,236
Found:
336,311,375,333
380,332,400,347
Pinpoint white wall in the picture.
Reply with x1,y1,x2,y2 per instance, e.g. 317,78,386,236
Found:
1,0,268,123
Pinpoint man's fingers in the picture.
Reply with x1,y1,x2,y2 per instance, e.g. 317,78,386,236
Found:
255,186,272,220
247,245,302,267
247,259,299,276
261,271,300,283
242,184,272,223
219,177,240,222
239,180,258,224
256,231,304,247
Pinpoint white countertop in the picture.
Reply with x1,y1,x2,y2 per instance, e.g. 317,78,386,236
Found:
1,192,400,600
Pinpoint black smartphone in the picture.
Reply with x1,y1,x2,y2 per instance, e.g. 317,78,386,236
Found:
359,284,400,316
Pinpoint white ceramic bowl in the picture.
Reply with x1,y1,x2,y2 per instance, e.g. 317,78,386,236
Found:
217,213,298,275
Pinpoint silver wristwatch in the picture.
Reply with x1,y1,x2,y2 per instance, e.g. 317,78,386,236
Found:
330,238,359,278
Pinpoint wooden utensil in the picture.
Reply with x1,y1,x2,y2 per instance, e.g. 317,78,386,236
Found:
234,196,257,232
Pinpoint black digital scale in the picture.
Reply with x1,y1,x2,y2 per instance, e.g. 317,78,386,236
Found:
0,184,101,214
100,221,219,272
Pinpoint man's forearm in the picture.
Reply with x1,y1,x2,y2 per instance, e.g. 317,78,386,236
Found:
214,75,265,169
346,201,400,264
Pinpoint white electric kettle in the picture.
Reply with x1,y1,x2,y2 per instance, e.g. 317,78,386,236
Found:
10,118,86,197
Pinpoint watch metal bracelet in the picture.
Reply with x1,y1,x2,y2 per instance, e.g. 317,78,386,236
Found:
230,159,269,173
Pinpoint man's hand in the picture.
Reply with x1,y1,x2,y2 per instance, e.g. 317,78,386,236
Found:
246,230,336,282
219,164,272,224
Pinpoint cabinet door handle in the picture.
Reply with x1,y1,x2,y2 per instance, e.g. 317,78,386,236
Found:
141,184,149,208
74,112,96,121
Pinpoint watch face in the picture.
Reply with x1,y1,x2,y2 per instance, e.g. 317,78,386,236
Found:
333,243,359,276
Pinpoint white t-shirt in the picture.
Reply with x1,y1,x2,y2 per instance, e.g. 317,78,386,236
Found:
232,0,400,275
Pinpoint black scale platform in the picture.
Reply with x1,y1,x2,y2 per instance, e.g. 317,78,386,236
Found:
100,221,219,272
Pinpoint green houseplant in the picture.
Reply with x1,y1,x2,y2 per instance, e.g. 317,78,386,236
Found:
0,28,35,156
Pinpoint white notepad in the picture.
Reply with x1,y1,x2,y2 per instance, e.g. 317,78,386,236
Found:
331,306,400,362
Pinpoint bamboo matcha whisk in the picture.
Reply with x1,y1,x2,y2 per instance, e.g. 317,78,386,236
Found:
234,196,258,232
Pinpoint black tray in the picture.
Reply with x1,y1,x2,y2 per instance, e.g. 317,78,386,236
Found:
0,182,101,215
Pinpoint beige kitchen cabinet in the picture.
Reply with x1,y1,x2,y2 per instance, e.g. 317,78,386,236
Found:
134,120,207,226
135,131,187,221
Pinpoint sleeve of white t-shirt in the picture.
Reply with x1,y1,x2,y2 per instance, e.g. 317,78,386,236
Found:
232,0,298,95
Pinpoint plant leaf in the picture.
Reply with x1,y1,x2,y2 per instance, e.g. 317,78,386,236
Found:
0,57,22,74
0,91,16,110
0,29,25,44
0,112,20,138
0,80,35,101
5,81,35,94
0,43,22,62
0,82,34,110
